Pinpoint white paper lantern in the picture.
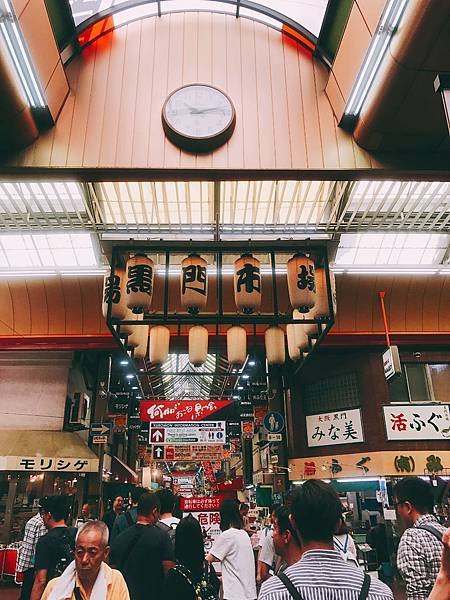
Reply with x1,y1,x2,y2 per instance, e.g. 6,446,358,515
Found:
227,326,247,366
293,308,318,339
149,326,170,365
102,267,128,320
189,325,208,367
133,325,149,360
234,254,262,314
121,310,142,336
125,254,154,313
265,326,285,365
286,254,316,313
286,325,301,361
181,254,208,314
314,267,337,318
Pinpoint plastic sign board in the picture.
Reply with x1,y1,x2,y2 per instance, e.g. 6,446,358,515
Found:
0,456,99,472
90,422,112,437
152,444,226,461
92,435,108,444
382,345,401,380
383,404,450,441
306,408,364,447
140,400,234,422
263,411,285,433
149,422,226,444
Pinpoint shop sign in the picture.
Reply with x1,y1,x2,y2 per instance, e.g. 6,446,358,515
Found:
92,435,108,444
306,408,364,447
140,400,234,422
241,421,254,439
239,400,254,420
0,456,99,472
113,414,127,433
383,404,450,441
152,444,226,461
382,346,401,380
149,422,226,445
110,392,130,414
127,414,141,432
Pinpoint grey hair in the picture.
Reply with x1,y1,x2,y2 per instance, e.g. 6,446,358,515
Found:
76,520,109,547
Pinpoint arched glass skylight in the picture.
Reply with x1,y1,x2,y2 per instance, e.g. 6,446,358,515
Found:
70,0,329,43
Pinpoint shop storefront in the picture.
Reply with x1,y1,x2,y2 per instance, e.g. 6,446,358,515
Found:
0,430,99,543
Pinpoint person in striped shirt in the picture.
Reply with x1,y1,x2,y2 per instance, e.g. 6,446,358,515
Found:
258,480,393,600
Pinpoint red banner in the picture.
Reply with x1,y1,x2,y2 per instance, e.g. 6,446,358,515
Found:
140,400,234,422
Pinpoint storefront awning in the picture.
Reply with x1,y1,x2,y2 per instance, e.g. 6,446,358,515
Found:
0,430,99,473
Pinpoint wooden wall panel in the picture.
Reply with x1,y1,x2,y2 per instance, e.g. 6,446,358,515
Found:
5,13,374,173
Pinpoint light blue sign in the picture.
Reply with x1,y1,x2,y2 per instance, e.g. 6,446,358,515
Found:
263,411,285,433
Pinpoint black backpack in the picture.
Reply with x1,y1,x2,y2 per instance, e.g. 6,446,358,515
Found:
51,528,76,579
156,520,176,547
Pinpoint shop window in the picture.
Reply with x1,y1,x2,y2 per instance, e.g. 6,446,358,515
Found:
302,372,360,415
388,363,449,403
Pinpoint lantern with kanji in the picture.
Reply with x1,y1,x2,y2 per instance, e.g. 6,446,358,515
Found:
286,324,301,361
286,254,316,313
265,326,285,365
125,254,154,313
102,267,128,320
234,253,262,314
180,254,208,314
189,325,208,367
314,267,337,318
133,325,149,360
121,310,142,336
149,326,170,364
227,326,247,366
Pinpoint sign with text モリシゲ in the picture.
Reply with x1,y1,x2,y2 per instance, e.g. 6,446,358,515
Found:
0,456,99,472
306,408,364,447
383,404,450,441
149,421,226,444
140,400,235,422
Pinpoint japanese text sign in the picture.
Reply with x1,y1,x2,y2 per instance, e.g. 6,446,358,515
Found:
149,421,226,444
180,496,224,511
306,408,364,447
140,400,234,422
0,456,99,472
383,404,450,441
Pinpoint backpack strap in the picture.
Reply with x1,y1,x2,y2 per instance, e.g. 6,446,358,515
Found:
416,524,444,543
358,573,371,600
277,572,303,600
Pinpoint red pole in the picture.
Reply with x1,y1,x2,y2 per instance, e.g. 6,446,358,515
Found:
378,291,391,347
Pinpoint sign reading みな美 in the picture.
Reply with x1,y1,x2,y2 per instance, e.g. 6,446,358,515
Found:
306,408,364,447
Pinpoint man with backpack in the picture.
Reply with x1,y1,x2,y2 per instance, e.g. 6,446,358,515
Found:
110,487,147,541
258,481,393,600
394,477,447,600
30,495,77,600
155,488,179,546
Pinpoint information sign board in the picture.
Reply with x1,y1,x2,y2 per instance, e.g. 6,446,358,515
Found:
149,422,226,444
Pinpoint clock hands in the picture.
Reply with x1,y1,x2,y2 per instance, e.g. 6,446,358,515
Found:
183,102,223,115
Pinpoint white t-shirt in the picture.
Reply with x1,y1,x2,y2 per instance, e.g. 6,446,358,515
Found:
159,516,180,528
211,527,257,600
259,529,275,567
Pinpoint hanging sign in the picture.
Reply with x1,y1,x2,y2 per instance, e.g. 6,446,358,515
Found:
149,422,226,444
152,444,226,461
382,346,401,380
306,408,364,447
0,456,98,472
140,400,234,422
181,496,224,511
110,392,131,414
241,421,254,439
263,411,285,433
383,404,450,441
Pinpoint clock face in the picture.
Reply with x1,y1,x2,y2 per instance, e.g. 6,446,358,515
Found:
162,84,236,151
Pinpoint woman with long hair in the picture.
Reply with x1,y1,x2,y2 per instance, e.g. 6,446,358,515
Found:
164,514,219,600
206,500,257,600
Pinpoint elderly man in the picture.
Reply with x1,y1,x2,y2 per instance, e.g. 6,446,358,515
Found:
41,521,129,600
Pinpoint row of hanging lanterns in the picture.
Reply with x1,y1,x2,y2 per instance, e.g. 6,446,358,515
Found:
102,252,335,318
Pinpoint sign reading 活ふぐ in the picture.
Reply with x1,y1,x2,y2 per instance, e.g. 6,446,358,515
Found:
306,408,364,447
383,404,450,441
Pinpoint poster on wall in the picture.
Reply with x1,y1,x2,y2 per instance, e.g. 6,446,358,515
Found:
306,408,364,447
383,404,450,441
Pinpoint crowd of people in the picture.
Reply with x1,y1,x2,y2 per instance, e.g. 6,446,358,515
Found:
13,477,450,600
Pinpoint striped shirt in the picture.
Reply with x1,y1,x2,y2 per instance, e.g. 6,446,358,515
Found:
258,549,393,600
397,514,446,600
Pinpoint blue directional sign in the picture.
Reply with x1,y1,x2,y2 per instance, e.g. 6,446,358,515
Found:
263,411,285,434
90,422,112,437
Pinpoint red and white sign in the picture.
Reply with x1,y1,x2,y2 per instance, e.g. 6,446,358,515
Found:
181,496,224,511
150,428,165,443
152,445,226,462
140,400,233,422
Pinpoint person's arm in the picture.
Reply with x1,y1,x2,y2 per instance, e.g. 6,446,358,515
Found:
397,534,428,600
207,531,231,564
257,560,271,584
206,553,219,562
429,528,450,600
257,534,275,584
30,569,48,600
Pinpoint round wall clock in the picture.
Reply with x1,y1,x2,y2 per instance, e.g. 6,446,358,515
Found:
162,84,236,152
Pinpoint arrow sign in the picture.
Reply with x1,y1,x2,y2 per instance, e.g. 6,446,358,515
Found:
150,428,165,443
153,445,164,459
90,423,112,436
